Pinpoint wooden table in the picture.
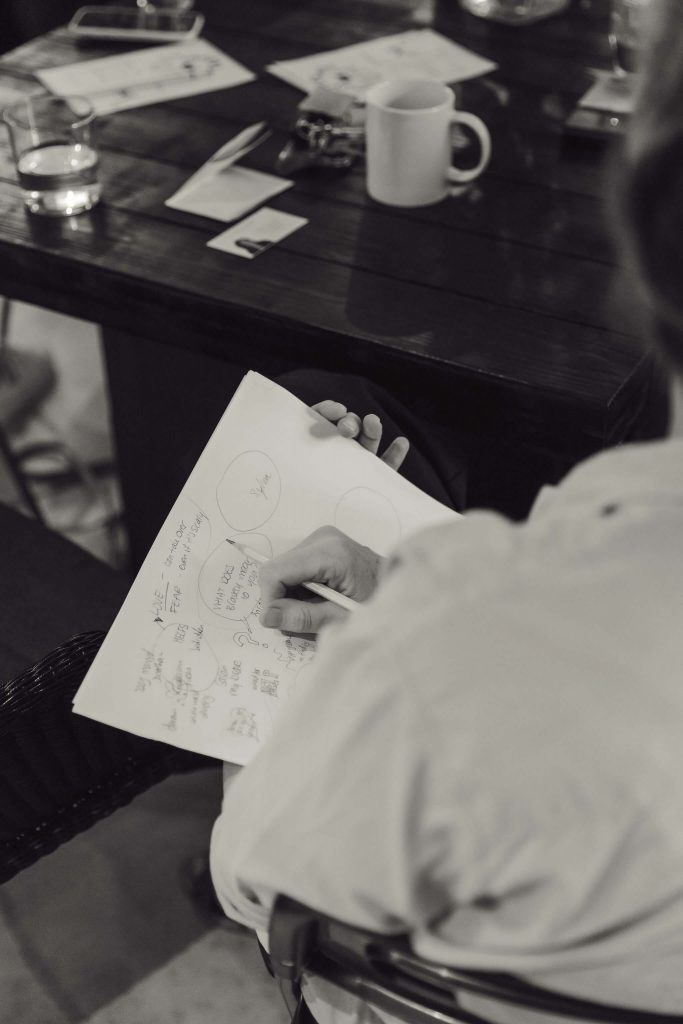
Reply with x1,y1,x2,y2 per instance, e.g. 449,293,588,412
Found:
0,0,663,567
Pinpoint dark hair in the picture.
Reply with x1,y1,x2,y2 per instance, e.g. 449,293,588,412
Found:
617,0,683,374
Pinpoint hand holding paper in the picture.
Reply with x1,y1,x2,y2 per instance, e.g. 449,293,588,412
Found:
72,372,458,765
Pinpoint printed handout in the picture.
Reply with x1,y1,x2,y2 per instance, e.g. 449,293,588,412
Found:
266,29,497,99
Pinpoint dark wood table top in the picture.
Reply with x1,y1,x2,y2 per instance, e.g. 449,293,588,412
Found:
0,0,656,471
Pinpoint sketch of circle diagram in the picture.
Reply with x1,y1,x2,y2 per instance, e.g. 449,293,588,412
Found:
199,539,262,621
154,622,219,694
217,451,281,531
334,487,401,552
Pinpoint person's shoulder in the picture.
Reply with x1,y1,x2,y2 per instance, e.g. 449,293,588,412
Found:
539,437,683,512
385,508,523,603
395,508,515,557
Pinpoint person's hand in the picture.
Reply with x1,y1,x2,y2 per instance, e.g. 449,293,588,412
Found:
259,526,383,634
312,400,410,471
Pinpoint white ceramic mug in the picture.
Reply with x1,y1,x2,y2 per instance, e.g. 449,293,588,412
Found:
365,79,491,207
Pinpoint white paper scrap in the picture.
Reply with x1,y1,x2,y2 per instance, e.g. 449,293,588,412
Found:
578,71,638,115
266,29,497,99
37,39,255,115
166,166,293,223
72,371,458,765
207,208,308,258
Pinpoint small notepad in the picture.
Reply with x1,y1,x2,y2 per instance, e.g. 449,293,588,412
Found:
207,208,308,258
166,165,293,223
578,71,638,115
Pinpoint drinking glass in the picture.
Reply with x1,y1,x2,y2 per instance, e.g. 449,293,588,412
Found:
458,0,569,24
3,94,100,216
609,0,651,77
135,0,195,8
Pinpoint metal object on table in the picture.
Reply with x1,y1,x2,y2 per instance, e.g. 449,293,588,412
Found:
276,86,366,174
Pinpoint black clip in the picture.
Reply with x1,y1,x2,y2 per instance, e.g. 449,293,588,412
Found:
276,85,365,174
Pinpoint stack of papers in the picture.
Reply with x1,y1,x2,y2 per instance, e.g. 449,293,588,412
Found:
266,29,497,99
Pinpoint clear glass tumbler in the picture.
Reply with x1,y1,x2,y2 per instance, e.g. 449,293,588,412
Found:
3,94,100,216
458,0,570,24
609,0,651,76
135,0,195,8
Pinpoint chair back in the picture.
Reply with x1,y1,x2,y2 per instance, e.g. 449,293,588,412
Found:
268,895,683,1024
0,632,207,884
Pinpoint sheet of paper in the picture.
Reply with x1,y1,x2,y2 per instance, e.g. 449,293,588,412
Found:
578,71,638,115
207,208,308,257
166,164,293,222
37,39,255,115
266,29,497,99
73,372,459,765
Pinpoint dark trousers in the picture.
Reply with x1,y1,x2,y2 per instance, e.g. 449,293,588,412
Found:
277,368,467,512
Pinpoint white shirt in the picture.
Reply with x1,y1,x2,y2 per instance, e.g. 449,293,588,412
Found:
210,436,683,1022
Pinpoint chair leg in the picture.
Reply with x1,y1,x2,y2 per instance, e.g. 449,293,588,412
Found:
0,422,47,524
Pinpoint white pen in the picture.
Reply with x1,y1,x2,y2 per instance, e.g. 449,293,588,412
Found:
207,122,272,166
226,537,358,613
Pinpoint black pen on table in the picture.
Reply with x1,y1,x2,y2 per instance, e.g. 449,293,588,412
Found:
226,537,358,612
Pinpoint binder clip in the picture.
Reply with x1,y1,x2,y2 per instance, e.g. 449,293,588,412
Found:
275,85,365,174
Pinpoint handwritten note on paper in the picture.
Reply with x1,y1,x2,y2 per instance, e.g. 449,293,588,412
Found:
73,372,459,765
266,29,497,99
37,39,255,115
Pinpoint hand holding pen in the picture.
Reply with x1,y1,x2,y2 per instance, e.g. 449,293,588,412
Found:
228,528,382,635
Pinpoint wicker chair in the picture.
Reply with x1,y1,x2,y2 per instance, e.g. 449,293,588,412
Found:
0,502,213,884
0,629,210,885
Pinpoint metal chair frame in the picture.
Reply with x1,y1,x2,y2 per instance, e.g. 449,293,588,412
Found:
268,895,683,1024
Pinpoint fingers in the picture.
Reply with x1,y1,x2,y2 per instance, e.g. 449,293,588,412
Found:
311,401,362,440
310,400,408,469
261,598,348,635
258,543,332,614
358,413,382,455
311,400,347,422
381,435,410,471
258,526,381,635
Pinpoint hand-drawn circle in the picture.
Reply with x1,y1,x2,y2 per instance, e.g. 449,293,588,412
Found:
232,532,273,560
334,487,401,553
199,540,261,621
217,451,280,531
154,622,219,694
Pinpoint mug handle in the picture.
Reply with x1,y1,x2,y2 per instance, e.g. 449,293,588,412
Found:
447,111,491,184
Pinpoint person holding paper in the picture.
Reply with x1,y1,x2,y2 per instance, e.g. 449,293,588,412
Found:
210,3,683,1020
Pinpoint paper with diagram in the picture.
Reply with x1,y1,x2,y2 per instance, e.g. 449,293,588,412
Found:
37,39,254,115
73,372,458,764
266,29,497,99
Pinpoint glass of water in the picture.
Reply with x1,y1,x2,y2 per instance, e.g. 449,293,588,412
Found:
2,94,100,216
135,0,195,8
458,0,569,24
609,0,652,77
